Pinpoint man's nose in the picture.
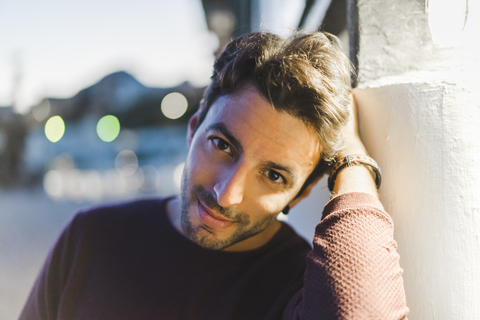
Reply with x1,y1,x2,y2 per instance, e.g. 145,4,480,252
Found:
213,163,247,208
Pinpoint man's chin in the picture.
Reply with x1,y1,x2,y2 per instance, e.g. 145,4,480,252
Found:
181,214,232,250
188,229,234,250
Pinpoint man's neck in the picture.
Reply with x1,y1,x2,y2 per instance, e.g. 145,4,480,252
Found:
166,197,183,235
223,220,281,252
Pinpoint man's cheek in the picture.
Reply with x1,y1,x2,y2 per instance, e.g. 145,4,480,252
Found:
188,153,216,185
255,194,287,216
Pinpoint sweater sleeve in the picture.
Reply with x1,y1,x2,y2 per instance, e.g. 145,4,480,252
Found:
283,192,409,320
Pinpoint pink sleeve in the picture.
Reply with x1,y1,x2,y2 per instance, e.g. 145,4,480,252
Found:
284,192,409,319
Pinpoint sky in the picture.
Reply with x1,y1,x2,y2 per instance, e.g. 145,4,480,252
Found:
1,0,477,114
0,0,218,113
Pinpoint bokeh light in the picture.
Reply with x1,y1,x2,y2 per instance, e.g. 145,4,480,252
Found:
161,92,188,119
140,165,160,192
79,170,103,201
43,164,180,201
124,167,145,191
63,169,83,201
45,116,65,143
114,129,139,152
115,150,139,176
173,162,185,190
103,169,126,196
43,170,63,199
97,115,121,142
209,10,236,38
33,99,51,122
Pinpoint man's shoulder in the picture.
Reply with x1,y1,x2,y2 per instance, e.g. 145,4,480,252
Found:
78,197,168,218
67,197,172,240
265,222,312,261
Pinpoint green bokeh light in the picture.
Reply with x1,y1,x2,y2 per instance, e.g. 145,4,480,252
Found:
45,116,65,143
96,115,121,142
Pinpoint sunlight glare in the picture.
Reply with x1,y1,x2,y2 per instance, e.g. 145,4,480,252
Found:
428,0,468,46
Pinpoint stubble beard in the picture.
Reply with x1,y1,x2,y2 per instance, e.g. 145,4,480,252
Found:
180,168,278,250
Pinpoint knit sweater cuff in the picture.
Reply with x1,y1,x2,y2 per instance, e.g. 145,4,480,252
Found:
322,192,385,220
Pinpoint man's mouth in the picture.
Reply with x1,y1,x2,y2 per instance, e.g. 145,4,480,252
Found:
197,201,235,230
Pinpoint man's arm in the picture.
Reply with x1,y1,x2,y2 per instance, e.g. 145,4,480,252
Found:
331,93,378,199
283,92,408,319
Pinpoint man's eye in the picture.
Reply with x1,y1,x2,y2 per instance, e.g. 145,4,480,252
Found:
212,138,232,154
264,170,285,184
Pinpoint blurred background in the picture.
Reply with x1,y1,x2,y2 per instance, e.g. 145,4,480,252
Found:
0,0,348,318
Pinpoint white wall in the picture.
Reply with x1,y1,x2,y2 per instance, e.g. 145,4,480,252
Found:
291,70,480,319
352,0,480,318
355,74,480,319
286,176,331,241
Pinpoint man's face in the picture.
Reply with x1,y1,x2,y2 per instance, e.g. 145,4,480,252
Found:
180,83,320,251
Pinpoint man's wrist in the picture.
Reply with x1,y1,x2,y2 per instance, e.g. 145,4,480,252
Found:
329,154,381,199
331,165,379,199
328,154,381,191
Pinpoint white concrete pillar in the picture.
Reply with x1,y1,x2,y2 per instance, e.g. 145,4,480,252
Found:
351,0,480,318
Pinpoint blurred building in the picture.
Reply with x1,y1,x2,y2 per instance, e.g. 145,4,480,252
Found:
16,72,205,201
26,71,204,128
201,0,347,47
0,107,27,187
202,0,251,52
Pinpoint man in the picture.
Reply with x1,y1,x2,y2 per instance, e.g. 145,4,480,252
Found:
20,32,408,319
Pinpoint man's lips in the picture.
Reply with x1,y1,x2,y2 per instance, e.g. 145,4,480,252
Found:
197,201,235,230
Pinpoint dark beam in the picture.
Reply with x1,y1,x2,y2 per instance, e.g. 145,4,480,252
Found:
347,0,359,87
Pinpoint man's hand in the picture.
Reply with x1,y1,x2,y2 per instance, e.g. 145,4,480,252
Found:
331,90,379,199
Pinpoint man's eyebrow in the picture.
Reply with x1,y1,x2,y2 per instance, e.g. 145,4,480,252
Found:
205,123,298,184
264,161,298,184
205,123,243,152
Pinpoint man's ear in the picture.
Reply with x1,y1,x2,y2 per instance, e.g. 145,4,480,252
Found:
288,175,323,209
187,111,200,148
187,100,205,148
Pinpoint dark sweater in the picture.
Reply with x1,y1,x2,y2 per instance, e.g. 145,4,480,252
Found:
20,193,408,319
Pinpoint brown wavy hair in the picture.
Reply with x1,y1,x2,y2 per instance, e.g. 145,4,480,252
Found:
197,31,352,191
